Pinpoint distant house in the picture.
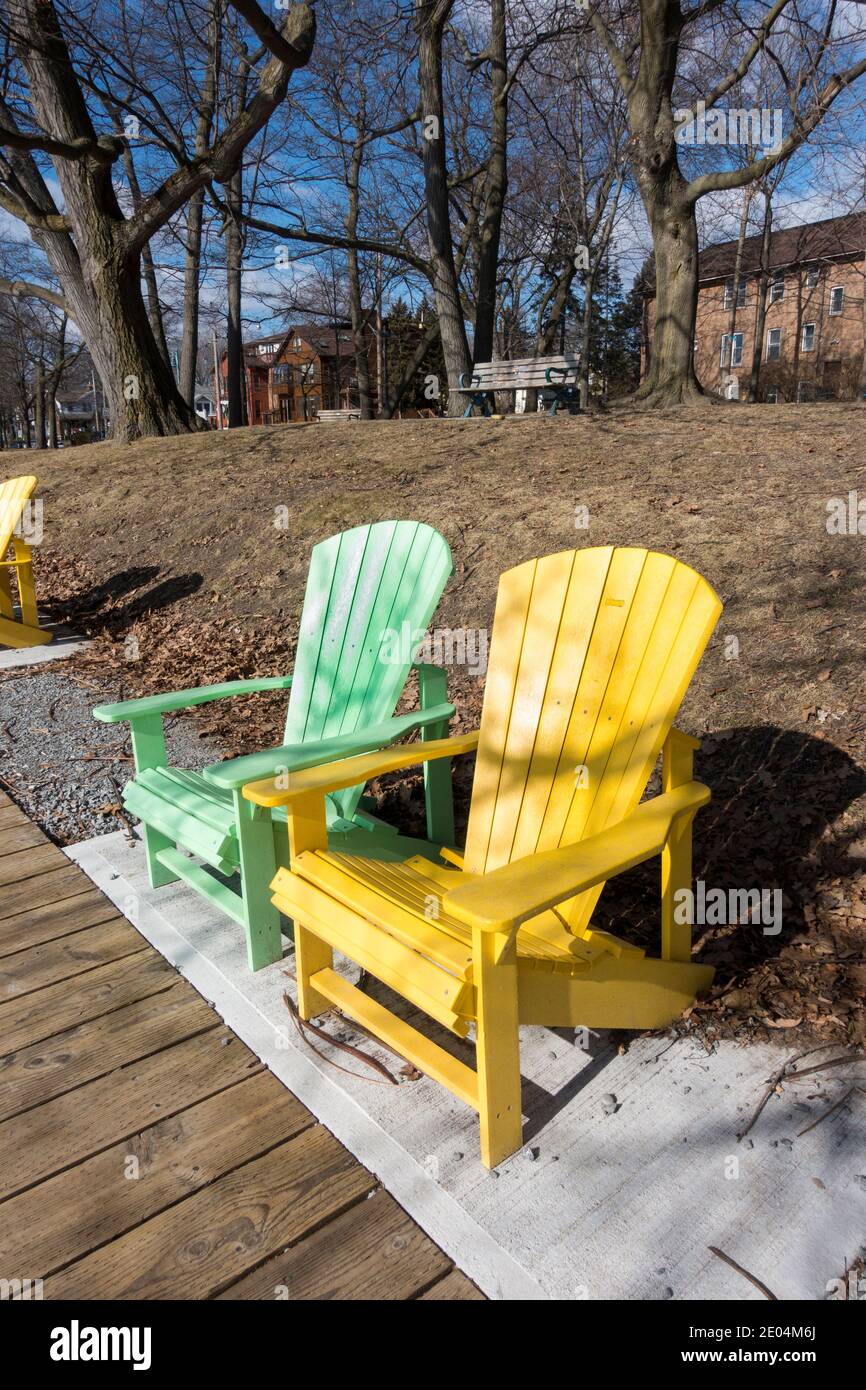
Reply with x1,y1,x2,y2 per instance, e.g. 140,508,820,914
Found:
53,386,106,440
644,210,866,401
218,321,382,425
192,381,216,426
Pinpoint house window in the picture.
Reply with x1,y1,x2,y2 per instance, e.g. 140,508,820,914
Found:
273,364,291,385
724,277,747,309
805,265,819,289
770,271,785,302
765,386,779,404
829,286,844,316
766,327,782,361
720,332,744,368
300,362,315,383
801,322,816,352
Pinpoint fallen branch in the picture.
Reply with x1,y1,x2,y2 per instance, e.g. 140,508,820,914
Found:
708,1246,777,1300
282,990,398,1085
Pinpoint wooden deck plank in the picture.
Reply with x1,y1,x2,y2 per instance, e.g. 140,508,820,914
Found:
0,889,120,957
0,1072,313,1279
0,1025,262,1200
418,1268,486,1299
0,984,218,1122
218,1187,451,1300
0,822,47,856
0,842,68,887
0,950,177,1054
0,864,98,922
45,1128,375,1300
0,798,484,1301
0,916,149,1003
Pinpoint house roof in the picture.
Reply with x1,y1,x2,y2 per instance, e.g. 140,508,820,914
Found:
698,210,866,283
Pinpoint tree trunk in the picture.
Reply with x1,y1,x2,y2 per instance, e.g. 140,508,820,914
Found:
225,167,246,427
8,0,198,441
859,245,866,399
33,362,45,448
636,182,702,404
179,1,220,409
471,0,507,365
748,190,773,402
345,136,374,418
415,0,472,414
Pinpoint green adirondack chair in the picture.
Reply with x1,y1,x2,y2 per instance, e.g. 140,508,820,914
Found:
93,520,455,969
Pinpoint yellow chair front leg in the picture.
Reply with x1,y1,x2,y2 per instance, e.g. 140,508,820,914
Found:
14,548,39,629
0,564,12,619
473,925,523,1168
285,790,333,1018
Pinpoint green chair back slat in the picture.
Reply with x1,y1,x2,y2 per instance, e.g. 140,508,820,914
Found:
284,521,452,821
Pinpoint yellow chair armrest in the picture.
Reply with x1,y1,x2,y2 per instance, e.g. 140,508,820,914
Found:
243,730,481,808
444,780,711,933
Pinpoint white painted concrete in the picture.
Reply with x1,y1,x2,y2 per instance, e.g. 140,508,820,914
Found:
0,623,90,668
68,829,866,1302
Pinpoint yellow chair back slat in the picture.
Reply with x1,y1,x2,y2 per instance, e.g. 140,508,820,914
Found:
463,546,722,931
0,475,37,556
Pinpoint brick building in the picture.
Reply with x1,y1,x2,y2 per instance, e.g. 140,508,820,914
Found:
219,323,379,425
644,210,866,401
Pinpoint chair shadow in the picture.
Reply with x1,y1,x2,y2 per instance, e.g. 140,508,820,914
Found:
45,567,203,632
367,724,866,1144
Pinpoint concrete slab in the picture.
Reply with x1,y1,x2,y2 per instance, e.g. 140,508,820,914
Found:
68,829,866,1302
0,620,90,668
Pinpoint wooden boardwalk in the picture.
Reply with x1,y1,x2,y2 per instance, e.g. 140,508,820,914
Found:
0,790,483,1301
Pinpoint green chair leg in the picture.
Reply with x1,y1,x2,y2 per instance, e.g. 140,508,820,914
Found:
129,715,179,888
233,791,282,970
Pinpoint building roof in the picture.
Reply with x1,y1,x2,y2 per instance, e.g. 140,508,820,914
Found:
698,210,866,283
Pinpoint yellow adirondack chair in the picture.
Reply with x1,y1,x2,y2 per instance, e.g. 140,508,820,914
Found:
0,475,52,649
244,546,723,1167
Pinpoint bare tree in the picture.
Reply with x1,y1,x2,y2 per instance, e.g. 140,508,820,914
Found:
0,0,314,439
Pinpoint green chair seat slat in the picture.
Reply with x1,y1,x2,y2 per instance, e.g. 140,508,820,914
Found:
122,779,238,873
135,768,236,834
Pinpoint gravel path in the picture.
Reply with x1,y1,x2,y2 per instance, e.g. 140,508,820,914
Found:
0,667,223,845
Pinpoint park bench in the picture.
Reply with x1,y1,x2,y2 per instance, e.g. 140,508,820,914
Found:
93,521,455,971
459,354,582,417
317,408,362,422
0,474,52,649
244,545,721,1167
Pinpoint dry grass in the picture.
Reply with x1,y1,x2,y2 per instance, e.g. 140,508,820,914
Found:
13,400,866,1048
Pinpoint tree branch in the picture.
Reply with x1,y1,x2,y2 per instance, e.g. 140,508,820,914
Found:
686,53,866,202
0,123,125,164
0,276,70,312
120,2,315,258
695,0,793,113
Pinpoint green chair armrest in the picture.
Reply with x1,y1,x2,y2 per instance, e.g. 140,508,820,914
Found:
93,676,293,725
203,704,454,790
444,781,711,933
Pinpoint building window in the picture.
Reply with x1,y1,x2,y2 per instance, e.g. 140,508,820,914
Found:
766,327,781,361
805,265,819,289
300,362,315,383
273,364,291,384
724,277,747,309
801,322,816,352
765,386,779,404
720,332,744,367
829,286,844,316
770,271,785,302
